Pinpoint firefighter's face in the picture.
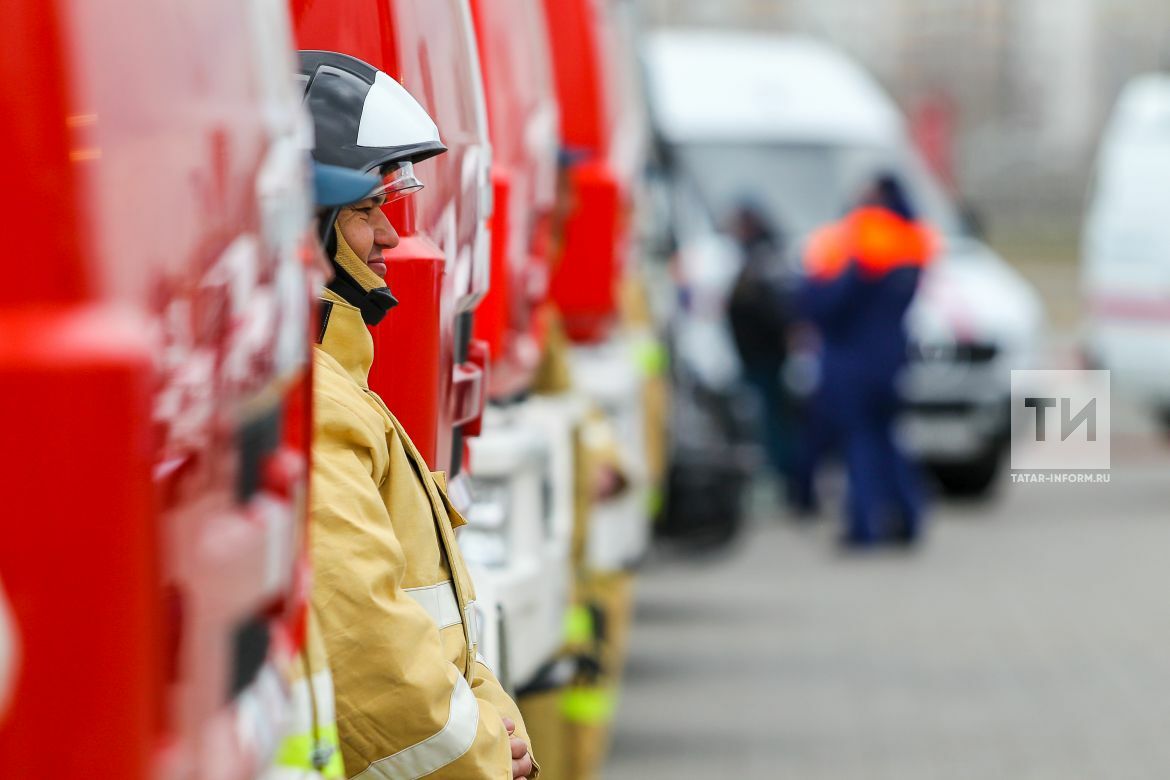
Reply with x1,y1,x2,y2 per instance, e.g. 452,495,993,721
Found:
337,194,399,278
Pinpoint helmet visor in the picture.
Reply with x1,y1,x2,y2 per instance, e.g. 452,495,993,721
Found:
371,160,424,203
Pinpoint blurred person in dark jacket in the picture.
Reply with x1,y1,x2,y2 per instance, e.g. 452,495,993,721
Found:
801,174,936,547
725,201,802,509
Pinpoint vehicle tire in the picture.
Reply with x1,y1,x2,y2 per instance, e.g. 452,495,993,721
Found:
656,458,746,549
1156,408,1170,438
929,445,1004,499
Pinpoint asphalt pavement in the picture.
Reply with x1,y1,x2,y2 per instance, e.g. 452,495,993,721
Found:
604,405,1169,779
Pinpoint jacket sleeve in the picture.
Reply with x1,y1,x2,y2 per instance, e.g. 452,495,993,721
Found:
310,392,514,779
471,659,539,775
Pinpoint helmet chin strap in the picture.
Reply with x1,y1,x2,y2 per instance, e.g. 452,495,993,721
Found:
326,221,399,325
326,273,399,326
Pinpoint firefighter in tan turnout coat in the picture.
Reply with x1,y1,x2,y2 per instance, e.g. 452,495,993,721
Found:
300,51,536,779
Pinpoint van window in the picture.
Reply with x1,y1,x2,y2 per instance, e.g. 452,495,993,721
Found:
676,142,960,241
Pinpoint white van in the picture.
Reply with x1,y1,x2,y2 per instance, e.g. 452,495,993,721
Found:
1083,73,1170,428
642,31,1045,496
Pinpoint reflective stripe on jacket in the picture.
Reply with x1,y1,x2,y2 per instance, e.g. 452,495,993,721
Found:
311,290,535,779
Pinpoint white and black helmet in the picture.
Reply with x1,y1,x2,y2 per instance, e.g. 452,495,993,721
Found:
299,50,445,175
298,50,447,325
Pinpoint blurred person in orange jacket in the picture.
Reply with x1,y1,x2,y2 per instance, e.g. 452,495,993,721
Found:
801,174,936,548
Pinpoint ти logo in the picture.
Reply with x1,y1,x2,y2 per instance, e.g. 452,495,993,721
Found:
1023,396,1097,442
1011,370,1110,472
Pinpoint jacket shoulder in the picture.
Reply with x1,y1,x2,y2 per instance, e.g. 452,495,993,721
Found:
312,349,386,446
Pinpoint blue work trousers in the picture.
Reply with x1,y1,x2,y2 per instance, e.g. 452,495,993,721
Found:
824,369,923,543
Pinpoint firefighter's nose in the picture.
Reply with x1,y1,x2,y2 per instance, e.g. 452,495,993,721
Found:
373,209,400,251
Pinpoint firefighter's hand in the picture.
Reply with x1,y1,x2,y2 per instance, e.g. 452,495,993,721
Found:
503,717,534,779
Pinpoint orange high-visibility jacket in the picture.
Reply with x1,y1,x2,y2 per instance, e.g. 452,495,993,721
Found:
804,206,936,281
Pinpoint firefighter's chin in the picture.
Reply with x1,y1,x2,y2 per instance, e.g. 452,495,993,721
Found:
367,258,388,278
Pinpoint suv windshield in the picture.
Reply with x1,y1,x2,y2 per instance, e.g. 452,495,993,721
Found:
675,142,960,240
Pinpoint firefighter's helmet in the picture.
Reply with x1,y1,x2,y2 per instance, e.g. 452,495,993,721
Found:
298,50,447,324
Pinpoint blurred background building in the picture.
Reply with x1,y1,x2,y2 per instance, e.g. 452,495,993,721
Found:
634,0,1170,242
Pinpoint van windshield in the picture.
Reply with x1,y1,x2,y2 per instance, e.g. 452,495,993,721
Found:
676,142,960,240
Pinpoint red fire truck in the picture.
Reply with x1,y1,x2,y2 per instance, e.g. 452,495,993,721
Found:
0,0,317,777
470,0,559,402
291,0,493,490
541,0,652,573
461,0,577,693
542,0,645,346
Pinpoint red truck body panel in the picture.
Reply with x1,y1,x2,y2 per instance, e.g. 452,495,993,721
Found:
293,0,492,473
541,0,642,344
470,0,560,400
0,1,315,777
